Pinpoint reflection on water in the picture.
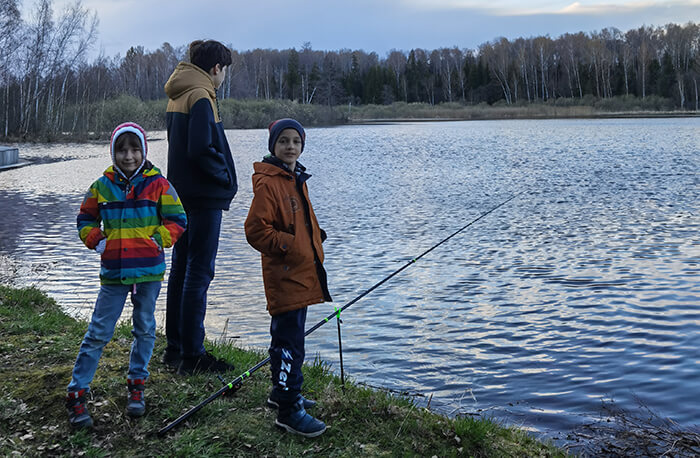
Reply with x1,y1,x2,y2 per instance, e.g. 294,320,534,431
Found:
1,119,698,441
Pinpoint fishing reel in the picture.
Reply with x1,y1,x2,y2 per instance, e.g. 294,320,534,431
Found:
217,375,243,396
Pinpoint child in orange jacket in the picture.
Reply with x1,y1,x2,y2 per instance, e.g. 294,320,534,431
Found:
245,118,331,437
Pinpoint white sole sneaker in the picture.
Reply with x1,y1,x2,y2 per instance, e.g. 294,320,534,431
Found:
274,419,326,438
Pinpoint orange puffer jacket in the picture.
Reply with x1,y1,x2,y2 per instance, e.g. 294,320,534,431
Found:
245,158,331,315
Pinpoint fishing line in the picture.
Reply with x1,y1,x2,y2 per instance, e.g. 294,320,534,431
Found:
157,191,523,436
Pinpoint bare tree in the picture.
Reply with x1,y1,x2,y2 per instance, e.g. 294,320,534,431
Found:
386,50,407,101
0,0,22,136
481,38,513,104
663,22,697,108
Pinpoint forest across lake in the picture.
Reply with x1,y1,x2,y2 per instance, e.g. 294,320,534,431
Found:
0,0,698,140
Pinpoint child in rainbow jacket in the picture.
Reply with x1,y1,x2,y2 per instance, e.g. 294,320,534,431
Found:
66,122,186,428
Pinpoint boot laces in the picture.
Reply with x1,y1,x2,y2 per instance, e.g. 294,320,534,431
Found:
71,402,87,415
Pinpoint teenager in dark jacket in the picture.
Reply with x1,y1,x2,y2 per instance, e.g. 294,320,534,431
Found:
163,40,237,375
245,118,331,437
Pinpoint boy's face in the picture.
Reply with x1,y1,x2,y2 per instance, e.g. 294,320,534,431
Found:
114,145,143,176
274,128,303,170
210,64,227,89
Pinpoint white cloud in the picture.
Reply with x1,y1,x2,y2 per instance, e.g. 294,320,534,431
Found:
402,0,700,16
35,0,700,58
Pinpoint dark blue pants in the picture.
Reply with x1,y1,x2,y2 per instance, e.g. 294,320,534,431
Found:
269,307,307,405
166,207,222,358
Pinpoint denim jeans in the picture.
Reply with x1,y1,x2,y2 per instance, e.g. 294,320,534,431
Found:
67,282,160,392
165,208,222,358
269,307,307,400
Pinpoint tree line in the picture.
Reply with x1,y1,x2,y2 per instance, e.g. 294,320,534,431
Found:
1,0,698,140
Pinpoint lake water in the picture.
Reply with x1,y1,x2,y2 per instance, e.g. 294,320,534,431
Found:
1,118,698,445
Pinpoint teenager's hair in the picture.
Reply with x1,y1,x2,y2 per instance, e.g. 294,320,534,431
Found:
189,40,233,72
114,131,142,152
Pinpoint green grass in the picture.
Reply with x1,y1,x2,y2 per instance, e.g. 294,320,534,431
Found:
0,285,569,457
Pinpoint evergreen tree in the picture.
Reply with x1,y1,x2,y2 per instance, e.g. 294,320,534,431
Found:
307,62,321,103
657,52,676,98
285,48,301,100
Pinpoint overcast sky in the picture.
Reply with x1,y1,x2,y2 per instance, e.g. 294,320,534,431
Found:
44,0,700,58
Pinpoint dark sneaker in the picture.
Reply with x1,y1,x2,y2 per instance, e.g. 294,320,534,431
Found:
66,389,93,429
161,348,181,371
177,351,234,375
267,390,316,410
126,378,146,417
275,397,326,438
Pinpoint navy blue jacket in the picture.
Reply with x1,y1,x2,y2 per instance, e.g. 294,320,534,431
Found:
164,62,237,210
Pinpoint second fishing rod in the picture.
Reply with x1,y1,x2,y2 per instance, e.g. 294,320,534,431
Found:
158,191,523,436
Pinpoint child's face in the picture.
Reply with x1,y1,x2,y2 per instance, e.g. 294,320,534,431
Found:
114,145,143,176
274,128,303,169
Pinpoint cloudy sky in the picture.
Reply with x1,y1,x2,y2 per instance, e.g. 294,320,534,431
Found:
46,0,700,57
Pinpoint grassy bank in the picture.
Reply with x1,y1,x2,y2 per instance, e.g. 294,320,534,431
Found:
0,285,568,457
346,96,698,123
3,94,697,143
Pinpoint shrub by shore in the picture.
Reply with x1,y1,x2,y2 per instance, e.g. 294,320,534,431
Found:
0,285,568,457
2,95,697,143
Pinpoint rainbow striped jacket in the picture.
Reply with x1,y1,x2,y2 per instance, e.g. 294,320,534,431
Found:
77,163,187,285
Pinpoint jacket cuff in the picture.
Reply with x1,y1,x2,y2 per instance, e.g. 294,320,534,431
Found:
155,226,171,248
85,228,105,249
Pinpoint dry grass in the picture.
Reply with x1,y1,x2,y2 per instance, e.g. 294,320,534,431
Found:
567,398,700,457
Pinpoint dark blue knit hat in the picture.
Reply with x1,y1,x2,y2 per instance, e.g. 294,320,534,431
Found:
268,118,305,154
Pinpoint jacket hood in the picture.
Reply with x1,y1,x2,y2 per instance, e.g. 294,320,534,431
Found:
252,160,290,185
164,62,216,100
253,156,310,189
260,154,306,174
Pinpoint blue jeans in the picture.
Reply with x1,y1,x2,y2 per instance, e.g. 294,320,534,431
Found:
67,282,160,392
269,307,307,400
166,208,222,358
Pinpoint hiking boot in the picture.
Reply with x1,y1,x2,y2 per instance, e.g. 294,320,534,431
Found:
161,348,181,371
126,378,146,417
177,351,234,375
66,389,93,429
275,397,326,438
267,390,316,410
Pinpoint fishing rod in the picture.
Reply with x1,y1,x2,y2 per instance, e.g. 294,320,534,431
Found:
157,191,523,436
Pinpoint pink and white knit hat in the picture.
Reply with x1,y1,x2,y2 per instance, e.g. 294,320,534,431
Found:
110,122,148,179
